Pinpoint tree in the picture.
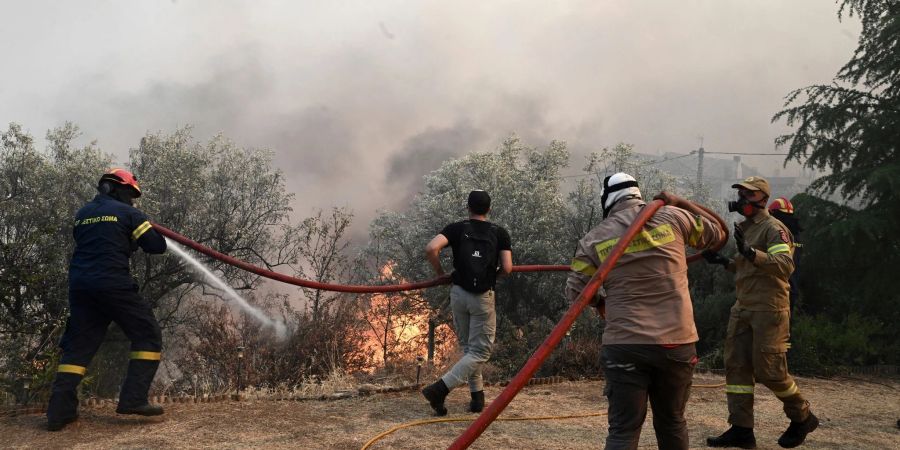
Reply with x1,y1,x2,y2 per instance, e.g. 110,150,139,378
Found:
0,123,111,402
774,0,899,206
289,207,353,321
772,0,899,367
130,128,300,328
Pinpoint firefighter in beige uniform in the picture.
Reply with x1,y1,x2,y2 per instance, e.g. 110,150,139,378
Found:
704,176,818,449
567,173,725,450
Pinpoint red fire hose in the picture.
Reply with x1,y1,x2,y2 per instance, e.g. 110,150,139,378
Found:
152,223,569,293
152,196,725,294
447,197,727,449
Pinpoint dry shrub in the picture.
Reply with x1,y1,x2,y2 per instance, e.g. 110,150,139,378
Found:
167,293,369,395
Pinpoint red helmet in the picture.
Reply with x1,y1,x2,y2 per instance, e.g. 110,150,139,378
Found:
99,168,142,197
768,197,793,214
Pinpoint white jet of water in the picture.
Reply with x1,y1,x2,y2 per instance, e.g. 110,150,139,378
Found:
165,238,288,340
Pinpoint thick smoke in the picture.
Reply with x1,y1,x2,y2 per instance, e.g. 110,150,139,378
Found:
0,1,860,234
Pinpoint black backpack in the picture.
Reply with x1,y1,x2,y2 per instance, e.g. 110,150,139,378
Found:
455,220,499,292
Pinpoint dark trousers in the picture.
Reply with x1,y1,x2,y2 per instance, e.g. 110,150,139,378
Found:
47,288,162,422
601,344,697,450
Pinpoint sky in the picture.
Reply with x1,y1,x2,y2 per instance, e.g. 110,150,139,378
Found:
0,0,860,230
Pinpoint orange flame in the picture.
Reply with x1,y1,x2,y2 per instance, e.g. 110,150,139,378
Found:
361,262,452,370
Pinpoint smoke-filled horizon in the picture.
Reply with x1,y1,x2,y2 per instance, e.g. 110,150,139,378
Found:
1,1,859,231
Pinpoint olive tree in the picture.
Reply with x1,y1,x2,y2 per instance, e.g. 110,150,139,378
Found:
0,122,111,402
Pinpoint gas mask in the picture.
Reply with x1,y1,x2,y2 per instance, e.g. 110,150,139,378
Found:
727,193,765,217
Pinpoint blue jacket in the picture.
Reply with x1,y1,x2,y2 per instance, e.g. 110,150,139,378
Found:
68,194,166,290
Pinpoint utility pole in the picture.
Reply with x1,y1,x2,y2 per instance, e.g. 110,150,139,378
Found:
696,136,705,188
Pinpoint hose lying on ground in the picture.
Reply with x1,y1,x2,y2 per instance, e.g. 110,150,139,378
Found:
362,381,726,450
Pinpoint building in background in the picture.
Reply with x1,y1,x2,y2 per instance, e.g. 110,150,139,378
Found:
637,151,815,202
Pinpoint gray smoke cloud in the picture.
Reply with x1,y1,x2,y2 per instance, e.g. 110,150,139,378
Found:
0,0,860,238
386,121,485,201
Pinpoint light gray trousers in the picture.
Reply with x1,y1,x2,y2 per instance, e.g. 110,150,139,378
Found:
441,284,497,392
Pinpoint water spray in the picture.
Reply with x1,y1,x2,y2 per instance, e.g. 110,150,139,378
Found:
165,238,288,340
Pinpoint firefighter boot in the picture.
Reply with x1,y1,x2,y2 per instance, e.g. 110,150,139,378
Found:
116,403,164,416
47,372,82,431
116,358,163,416
47,415,78,432
421,379,449,416
777,412,819,448
469,391,485,413
707,425,757,449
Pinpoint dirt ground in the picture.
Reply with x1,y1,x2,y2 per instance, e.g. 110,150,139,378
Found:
1,374,898,449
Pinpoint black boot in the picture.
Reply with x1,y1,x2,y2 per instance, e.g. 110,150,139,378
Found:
707,425,757,449
421,379,449,416
118,359,160,410
47,415,78,432
778,412,819,448
469,391,485,413
46,372,82,432
116,403,164,416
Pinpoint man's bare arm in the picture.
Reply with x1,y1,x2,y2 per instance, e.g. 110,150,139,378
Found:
425,234,449,275
498,249,513,275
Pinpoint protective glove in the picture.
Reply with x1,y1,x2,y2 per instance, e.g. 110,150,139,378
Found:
733,223,757,261
701,250,731,267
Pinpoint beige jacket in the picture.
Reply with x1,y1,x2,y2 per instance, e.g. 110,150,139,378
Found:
566,198,724,345
728,208,795,311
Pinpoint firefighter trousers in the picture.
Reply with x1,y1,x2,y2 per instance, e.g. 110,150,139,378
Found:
47,288,162,423
601,344,697,450
724,307,810,428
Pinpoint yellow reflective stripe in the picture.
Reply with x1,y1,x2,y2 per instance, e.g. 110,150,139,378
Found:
725,384,754,394
767,243,791,255
595,224,677,262
58,364,87,375
132,221,152,240
570,258,597,277
786,342,792,349
688,215,704,247
130,351,161,361
774,382,799,398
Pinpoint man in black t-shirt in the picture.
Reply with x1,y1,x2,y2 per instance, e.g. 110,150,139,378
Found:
421,190,512,416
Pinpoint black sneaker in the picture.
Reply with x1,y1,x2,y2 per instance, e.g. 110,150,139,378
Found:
116,404,164,416
47,415,78,432
469,391,485,413
707,425,757,449
421,380,449,416
778,412,819,448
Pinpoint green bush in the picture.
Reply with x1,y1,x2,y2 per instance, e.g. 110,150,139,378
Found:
788,312,892,373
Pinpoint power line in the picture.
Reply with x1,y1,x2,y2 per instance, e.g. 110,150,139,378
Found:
645,151,698,166
557,150,787,180
704,152,788,156
558,151,698,179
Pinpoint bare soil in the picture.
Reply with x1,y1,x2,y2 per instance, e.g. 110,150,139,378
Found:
1,374,898,449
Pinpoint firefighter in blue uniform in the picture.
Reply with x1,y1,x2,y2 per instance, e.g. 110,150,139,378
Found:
47,168,167,431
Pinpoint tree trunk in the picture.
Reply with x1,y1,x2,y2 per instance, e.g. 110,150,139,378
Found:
427,318,436,362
